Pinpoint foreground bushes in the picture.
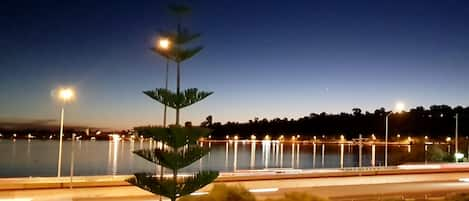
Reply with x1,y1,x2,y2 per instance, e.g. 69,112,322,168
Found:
446,192,469,201
179,184,326,201
264,192,327,201
179,184,469,201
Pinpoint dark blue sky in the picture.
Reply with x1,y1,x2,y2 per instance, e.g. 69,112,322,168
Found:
1,0,469,129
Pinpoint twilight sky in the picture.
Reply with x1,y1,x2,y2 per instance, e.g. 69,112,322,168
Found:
1,0,469,130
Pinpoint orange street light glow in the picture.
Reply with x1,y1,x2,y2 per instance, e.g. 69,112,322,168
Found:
59,88,74,102
395,101,405,113
158,38,171,49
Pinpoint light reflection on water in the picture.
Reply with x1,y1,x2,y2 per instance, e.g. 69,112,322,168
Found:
0,139,455,177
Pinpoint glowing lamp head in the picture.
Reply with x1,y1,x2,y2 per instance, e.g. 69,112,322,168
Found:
59,88,74,102
395,102,405,113
158,38,171,50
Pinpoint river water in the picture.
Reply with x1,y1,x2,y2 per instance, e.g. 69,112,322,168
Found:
0,139,454,177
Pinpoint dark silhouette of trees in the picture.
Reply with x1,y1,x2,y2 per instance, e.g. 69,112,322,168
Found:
205,105,468,141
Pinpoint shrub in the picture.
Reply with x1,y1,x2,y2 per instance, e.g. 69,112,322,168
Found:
428,145,453,162
446,192,469,201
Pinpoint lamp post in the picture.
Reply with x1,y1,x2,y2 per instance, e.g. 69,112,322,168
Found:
455,113,461,162
385,101,405,167
158,38,171,128
56,88,74,177
70,133,75,188
456,113,459,153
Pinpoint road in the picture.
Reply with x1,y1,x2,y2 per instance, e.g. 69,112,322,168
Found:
2,172,469,201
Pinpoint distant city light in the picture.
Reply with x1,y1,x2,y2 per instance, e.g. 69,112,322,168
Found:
111,134,120,142
251,135,256,140
446,137,451,142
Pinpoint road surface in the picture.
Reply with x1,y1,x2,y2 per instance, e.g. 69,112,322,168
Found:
2,172,469,201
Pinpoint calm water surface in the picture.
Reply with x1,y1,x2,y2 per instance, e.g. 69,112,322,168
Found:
0,139,453,177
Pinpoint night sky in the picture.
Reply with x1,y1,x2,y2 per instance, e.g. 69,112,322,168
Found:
1,0,469,129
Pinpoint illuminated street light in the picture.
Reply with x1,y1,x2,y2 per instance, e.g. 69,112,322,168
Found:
56,87,75,177
158,38,171,50
395,102,405,113
385,101,406,167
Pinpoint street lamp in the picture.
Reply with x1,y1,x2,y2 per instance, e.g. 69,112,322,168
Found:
385,101,405,167
157,37,171,128
56,87,74,177
455,113,460,161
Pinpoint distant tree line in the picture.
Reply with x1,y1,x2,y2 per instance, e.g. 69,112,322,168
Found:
203,105,468,140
